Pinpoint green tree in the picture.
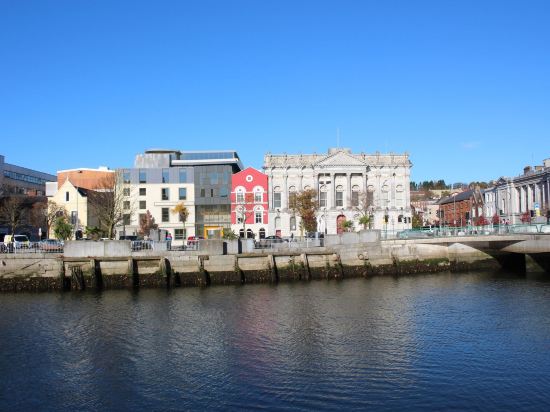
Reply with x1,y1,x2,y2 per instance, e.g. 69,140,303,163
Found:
53,216,73,241
171,202,189,238
412,212,423,228
222,229,238,240
358,215,371,230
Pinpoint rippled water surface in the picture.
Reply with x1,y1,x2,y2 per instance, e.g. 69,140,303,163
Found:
2,271,550,411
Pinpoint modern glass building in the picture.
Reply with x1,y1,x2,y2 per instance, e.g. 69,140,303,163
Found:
120,149,243,243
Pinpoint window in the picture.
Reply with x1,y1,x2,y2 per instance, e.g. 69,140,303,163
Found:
162,169,169,183
139,201,146,209
290,216,296,230
65,192,69,202
179,188,187,200
236,192,245,203
139,188,146,196
161,208,169,222
123,214,131,225
123,172,131,184
236,207,244,224
398,215,403,223
273,187,281,208
179,168,187,183
319,185,327,208
123,201,130,210
351,185,360,207
210,188,214,197
255,210,263,223
255,191,263,203
175,229,186,240
161,188,169,201
200,188,205,198
336,185,344,207
123,188,130,196
71,211,77,225
220,187,228,197
139,170,147,184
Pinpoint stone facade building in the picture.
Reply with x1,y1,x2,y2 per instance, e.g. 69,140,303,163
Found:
263,148,412,236
484,158,550,224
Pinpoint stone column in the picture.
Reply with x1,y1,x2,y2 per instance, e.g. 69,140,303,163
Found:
283,171,288,210
330,173,335,209
347,173,352,209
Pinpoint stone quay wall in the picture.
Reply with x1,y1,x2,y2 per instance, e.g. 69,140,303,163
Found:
0,234,504,292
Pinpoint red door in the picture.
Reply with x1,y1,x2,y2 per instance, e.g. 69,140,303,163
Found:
336,215,346,235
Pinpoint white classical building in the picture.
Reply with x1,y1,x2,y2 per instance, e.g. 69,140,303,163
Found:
484,158,550,224
263,148,412,236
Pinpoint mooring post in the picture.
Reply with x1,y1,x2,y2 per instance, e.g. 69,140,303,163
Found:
267,254,278,283
301,253,311,281
198,256,210,286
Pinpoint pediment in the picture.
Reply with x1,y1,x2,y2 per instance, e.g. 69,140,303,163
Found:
315,151,367,168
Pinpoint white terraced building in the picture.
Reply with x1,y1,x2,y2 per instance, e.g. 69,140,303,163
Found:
263,148,413,236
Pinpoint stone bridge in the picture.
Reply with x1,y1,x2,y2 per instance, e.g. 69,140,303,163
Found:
394,234,550,273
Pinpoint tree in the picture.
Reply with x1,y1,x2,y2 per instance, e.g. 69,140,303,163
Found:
0,196,26,234
53,216,73,241
139,210,158,237
358,215,371,230
87,171,130,239
475,216,489,226
353,190,374,229
289,188,317,234
172,202,189,238
31,200,67,238
340,219,354,232
233,192,255,237
222,229,238,240
412,212,423,228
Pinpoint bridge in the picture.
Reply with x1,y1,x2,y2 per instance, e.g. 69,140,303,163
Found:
390,233,550,273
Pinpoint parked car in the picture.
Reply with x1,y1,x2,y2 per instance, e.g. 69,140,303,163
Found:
256,235,286,248
186,236,204,249
397,230,432,239
4,234,30,249
39,239,64,252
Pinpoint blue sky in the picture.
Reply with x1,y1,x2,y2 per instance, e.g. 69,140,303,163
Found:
1,0,549,184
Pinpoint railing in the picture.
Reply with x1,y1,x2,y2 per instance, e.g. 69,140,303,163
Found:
254,237,325,250
390,224,550,240
0,241,64,254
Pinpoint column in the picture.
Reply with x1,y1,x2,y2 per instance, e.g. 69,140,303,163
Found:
347,173,352,209
283,172,288,210
330,173,335,209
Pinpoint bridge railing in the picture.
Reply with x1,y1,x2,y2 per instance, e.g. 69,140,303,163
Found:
391,224,550,239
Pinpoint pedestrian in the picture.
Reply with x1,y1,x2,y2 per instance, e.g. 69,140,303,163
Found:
166,232,172,250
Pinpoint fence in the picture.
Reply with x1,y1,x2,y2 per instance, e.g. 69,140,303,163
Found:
387,224,550,240
0,241,64,254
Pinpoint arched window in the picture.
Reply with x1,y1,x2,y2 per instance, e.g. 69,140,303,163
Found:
351,185,360,207
259,228,266,239
290,216,296,231
336,185,344,207
246,229,254,239
288,185,296,208
254,186,264,203
319,184,327,208
239,229,245,238
273,186,281,208
235,186,245,203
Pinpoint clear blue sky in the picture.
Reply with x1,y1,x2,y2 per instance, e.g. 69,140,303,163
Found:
1,0,549,184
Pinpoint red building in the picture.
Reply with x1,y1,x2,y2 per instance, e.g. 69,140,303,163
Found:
231,167,268,238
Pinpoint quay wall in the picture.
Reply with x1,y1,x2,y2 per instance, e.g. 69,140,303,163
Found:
0,238,506,292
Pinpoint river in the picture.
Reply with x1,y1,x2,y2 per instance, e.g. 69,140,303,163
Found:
1,271,550,411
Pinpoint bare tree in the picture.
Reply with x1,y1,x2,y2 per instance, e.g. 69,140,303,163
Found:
233,192,255,237
353,190,374,229
0,196,26,234
31,200,68,238
88,171,132,239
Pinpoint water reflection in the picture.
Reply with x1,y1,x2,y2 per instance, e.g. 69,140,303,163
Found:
1,271,550,411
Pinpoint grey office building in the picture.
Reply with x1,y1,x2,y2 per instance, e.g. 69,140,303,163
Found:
0,154,56,196
123,149,243,241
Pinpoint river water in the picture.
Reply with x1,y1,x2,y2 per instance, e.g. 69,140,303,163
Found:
2,271,550,411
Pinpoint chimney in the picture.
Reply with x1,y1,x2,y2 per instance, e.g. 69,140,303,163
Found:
523,166,532,175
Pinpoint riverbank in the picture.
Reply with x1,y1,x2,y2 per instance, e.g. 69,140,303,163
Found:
0,239,517,292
